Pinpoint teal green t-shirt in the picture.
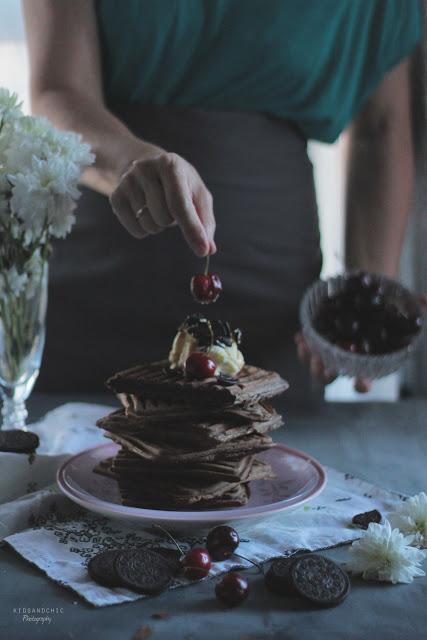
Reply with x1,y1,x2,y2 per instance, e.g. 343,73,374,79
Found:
96,0,421,142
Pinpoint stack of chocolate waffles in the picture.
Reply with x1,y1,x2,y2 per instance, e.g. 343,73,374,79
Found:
95,361,288,510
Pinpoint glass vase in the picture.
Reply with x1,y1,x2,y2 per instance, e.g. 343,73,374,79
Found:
0,261,48,430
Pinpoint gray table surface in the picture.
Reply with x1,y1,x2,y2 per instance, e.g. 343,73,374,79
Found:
0,394,426,640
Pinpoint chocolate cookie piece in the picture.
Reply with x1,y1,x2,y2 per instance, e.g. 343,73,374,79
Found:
114,548,175,594
87,550,122,588
290,554,350,607
0,430,39,454
265,557,295,595
352,509,382,529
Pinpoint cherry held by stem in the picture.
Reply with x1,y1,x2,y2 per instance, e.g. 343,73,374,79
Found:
191,255,222,304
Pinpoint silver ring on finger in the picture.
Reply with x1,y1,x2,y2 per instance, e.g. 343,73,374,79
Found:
135,204,149,219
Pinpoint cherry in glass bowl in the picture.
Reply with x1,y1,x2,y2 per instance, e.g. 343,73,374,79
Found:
299,272,423,379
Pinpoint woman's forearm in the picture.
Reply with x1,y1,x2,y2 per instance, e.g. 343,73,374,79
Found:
344,119,414,278
32,88,157,196
344,57,414,278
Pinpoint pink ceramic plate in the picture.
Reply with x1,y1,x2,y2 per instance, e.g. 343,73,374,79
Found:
57,443,326,531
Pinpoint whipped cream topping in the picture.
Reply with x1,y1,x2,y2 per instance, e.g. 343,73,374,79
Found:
168,315,245,376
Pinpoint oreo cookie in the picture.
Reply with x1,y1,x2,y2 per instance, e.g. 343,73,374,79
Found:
87,550,122,588
290,554,350,607
352,509,382,529
217,373,239,387
115,548,176,594
265,557,295,595
0,430,39,454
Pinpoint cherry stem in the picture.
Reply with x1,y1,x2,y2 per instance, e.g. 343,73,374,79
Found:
233,552,264,574
204,254,210,275
152,523,185,558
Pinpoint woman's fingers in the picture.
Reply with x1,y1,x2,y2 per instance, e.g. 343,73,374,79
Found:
193,185,217,254
120,171,145,217
310,355,324,379
295,332,312,365
109,189,146,239
160,155,210,257
137,209,163,235
294,332,337,385
134,165,175,229
110,151,216,255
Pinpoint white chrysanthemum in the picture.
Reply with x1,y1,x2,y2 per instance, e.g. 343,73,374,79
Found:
9,171,48,244
9,156,80,244
8,115,94,174
5,136,51,174
0,88,23,124
48,192,77,238
42,126,95,169
347,520,426,584
0,265,28,301
389,493,427,547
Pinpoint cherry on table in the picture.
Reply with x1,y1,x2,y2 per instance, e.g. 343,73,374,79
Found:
185,352,217,380
182,548,212,580
191,273,222,304
215,572,249,607
206,525,240,561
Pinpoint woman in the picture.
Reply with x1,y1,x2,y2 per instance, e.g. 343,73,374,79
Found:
22,0,421,405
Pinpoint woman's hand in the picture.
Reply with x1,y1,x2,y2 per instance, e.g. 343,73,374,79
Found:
110,146,216,257
295,295,427,393
294,332,372,393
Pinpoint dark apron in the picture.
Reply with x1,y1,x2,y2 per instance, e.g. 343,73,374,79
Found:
37,106,322,406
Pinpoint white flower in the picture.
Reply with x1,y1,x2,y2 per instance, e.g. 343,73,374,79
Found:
0,265,28,301
0,88,22,124
8,171,48,244
42,125,95,169
347,520,426,584
0,86,94,247
6,115,94,175
9,156,80,244
389,493,427,547
48,192,77,238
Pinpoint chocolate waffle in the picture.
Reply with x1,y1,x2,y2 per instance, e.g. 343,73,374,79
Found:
95,450,274,484
107,360,288,408
96,404,282,449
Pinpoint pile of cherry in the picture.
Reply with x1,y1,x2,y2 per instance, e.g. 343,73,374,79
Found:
314,272,422,355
